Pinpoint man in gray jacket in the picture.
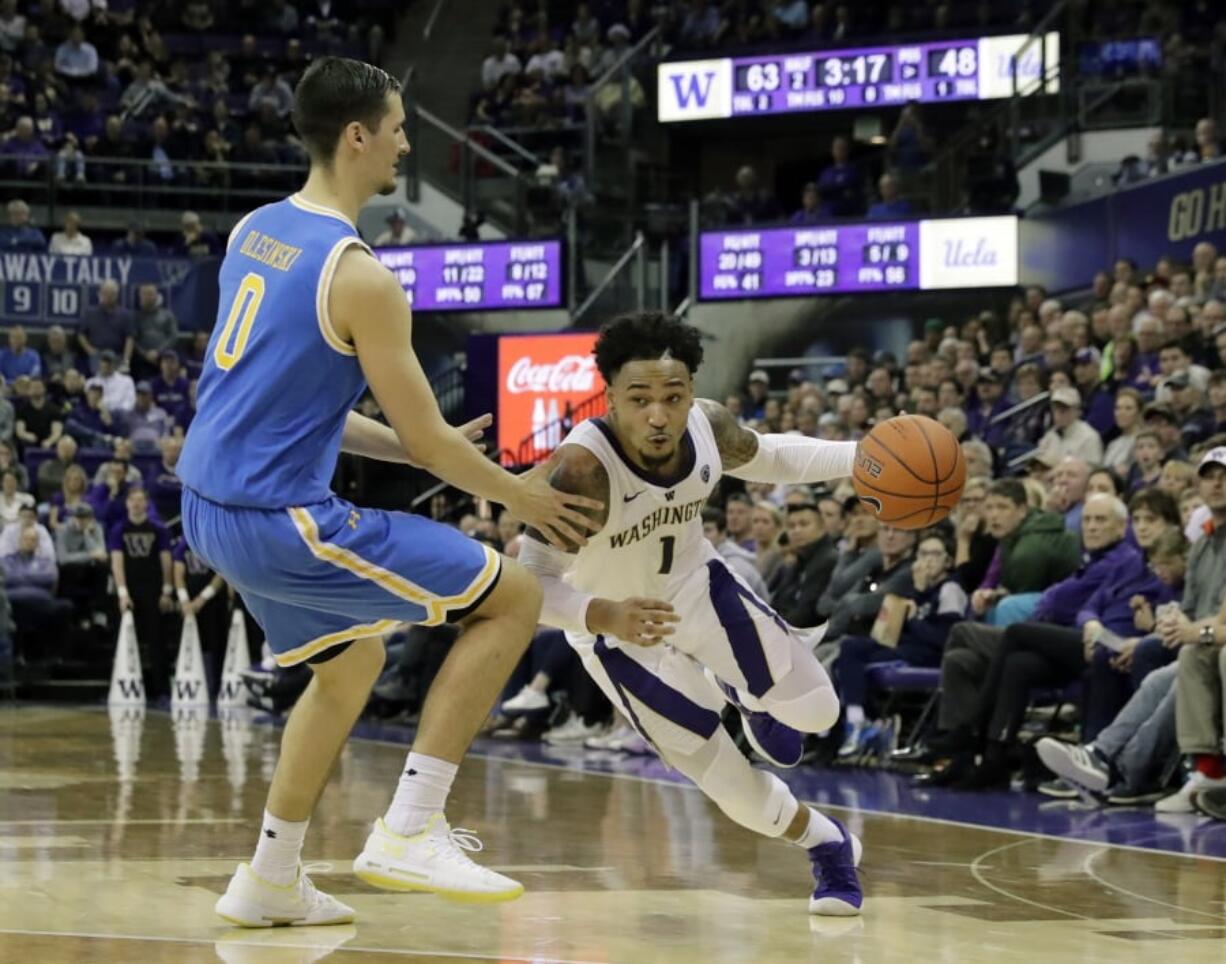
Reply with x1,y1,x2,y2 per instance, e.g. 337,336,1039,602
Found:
818,500,916,641
132,283,179,380
55,503,108,621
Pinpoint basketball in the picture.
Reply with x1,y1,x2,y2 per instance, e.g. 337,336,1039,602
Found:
853,415,966,529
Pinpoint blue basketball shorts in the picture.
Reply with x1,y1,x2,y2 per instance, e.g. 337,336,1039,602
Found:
182,488,501,666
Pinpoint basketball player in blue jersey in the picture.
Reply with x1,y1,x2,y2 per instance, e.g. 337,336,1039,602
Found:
518,313,864,915
178,58,602,927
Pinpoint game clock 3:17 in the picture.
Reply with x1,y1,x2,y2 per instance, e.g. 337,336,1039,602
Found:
815,53,892,88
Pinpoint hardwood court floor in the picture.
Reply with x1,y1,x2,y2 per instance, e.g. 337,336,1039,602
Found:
1,706,1225,963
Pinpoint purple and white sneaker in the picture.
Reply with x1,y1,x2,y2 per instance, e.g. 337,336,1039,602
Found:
742,710,804,769
713,677,803,769
808,818,864,917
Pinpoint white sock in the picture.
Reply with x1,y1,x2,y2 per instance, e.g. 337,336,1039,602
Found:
845,705,866,727
250,809,308,886
792,807,843,848
383,752,458,836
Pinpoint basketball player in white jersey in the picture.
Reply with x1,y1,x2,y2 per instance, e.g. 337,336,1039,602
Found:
518,312,864,916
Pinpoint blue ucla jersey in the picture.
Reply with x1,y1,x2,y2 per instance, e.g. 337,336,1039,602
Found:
178,195,373,509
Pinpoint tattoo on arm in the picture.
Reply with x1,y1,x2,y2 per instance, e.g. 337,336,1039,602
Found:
697,398,760,470
524,445,610,554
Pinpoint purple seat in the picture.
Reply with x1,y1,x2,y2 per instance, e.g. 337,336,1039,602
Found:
864,661,942,757
865,662,941,693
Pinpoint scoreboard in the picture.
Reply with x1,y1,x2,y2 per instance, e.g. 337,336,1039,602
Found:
699,216,1019,299
659,32,1059,122
375,239,563,312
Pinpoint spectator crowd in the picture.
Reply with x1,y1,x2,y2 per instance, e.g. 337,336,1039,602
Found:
0,0,396,205
0,268,232,702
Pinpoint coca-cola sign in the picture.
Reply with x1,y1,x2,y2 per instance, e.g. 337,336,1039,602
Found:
505,355,599,395
497,333,605,464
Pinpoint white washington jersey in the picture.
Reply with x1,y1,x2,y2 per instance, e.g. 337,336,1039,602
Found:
557,406,802,759
562,405,722,602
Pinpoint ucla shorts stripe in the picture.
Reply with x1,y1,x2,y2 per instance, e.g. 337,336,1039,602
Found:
183,489,501,666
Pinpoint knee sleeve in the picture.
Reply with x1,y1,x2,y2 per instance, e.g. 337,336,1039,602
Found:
759,638,840,733
677,731,798,838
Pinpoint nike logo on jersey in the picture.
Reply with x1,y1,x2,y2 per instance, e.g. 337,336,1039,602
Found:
623,490,645,503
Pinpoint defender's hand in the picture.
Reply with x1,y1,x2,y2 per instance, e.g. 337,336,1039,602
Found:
512,461,604,550
457,412,493,453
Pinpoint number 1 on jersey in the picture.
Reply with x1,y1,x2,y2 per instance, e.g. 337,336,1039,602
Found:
214,272,265,371
658,535,675,574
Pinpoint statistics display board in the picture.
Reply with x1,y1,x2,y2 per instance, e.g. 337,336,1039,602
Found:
659,32,1059,122
699,216,1018,300
374,239,563,312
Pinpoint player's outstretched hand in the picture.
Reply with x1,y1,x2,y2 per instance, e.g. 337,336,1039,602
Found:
513,461,604,550
458,412,493,453
588,597,680,646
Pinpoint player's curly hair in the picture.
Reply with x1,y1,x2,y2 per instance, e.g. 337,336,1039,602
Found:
593,312,704,383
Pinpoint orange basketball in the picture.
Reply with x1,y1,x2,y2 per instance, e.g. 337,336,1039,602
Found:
852,415,966,529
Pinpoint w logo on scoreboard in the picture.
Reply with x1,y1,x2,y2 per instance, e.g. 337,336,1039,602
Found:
657,59,733,122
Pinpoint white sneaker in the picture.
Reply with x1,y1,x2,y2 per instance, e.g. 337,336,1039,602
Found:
1035,739,1110,794
1155,772,1226,813
214,863,355,928
501,685,550,714
585,723,633,750
837,723,867,759
352,814,523,903
543,715,604,745
607,730,653,755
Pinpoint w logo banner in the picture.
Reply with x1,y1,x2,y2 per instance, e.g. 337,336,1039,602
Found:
108,612,145,707
217,609,252,710
172,615,210,710
657,59,733,122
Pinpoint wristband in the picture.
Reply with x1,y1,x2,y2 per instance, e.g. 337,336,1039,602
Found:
177,588,189,604
161,583,173,596
200,586,217,602
117,586,130,600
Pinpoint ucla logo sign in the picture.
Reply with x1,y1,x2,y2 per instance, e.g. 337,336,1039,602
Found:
1167,179,1226,242
657,59,733,122
941,236,999,268
918,216,1018,290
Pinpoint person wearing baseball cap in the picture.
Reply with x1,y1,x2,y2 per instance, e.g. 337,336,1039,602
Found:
1149,443,1226,813
745,368,770,420
1143,402,1190,461
968,368,1007,448
1072,346,1114,437
373,206,416,247
923,318,945,351
1035,385,1104,464
1165,371,1216,448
